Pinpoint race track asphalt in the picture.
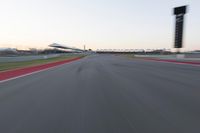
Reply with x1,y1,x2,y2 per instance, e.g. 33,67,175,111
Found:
0,54,200,133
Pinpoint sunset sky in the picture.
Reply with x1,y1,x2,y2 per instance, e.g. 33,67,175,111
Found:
0,0,199,51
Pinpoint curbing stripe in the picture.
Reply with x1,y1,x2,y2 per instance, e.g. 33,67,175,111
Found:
0,57,81,83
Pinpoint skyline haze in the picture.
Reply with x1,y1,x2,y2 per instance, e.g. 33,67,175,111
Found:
0,0,199,51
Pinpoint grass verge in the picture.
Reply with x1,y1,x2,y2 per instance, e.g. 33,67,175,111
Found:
0,55,84,72
118,54,135,59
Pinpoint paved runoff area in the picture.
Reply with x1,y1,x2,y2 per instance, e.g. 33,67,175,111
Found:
0,54,61,63
0,54,200,133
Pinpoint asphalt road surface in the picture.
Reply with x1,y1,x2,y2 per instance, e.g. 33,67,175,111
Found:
0,54,200,133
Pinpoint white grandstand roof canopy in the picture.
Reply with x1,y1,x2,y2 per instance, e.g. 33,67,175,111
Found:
49,43,83,51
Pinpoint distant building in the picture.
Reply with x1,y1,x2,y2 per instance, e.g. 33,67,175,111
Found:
0,48,18,56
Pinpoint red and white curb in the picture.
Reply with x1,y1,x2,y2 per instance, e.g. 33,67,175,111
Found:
0,57,81,83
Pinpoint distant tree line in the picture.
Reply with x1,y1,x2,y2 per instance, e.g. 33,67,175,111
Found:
0,48,78,56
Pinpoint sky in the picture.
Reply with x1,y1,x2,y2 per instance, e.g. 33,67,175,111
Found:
0,0,199,51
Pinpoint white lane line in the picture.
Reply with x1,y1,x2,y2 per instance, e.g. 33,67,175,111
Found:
0,61,77,84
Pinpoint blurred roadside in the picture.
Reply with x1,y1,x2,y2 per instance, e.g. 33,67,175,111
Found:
134,53,200,63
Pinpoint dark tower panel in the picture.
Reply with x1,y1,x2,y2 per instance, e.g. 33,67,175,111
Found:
173,6,187,49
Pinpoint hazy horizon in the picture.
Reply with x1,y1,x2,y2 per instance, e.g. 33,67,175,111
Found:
0,0,199,51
